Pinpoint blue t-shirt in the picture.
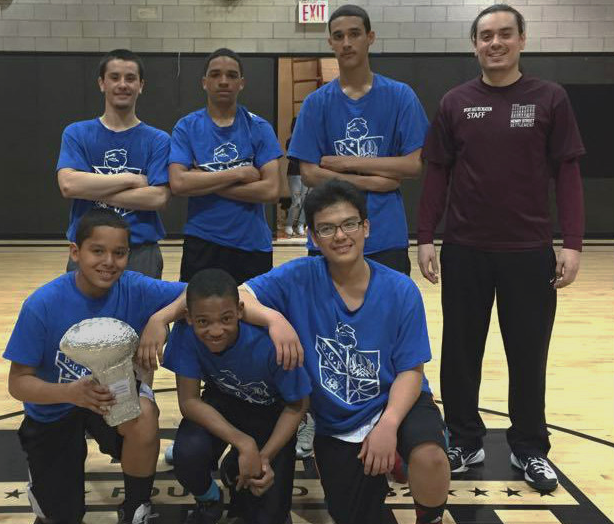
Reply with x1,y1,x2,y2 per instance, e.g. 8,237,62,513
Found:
57,119,170,245
169,106,283,252
245,257,432,436
3,271,186,423
288,74,429,254
163,320,311,406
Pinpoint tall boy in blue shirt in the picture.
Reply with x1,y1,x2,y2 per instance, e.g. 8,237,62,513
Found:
289,5,429,276
163,269,311,524
241,179,450,524
4,208,186,524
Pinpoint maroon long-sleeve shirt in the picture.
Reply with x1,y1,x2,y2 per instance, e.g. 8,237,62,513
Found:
419,75,585,251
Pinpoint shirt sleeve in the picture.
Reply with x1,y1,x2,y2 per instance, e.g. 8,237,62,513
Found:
147,131,171,186
131,273,186,327
244,263,294,315
287,94,324,164
417,162,451,244
3,300,47,368
169,118,195,167
548,86,586,163
56,125,90,172
253,120,283,169
391,280,432,373
268,347,312,403
162,321,202,380
396,85,430,155
421,100,456,167
555,158,584,251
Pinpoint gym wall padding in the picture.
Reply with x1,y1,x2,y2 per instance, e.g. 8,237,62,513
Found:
0,53,611,239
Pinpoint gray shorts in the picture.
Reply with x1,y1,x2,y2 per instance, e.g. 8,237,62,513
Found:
67,242,163,279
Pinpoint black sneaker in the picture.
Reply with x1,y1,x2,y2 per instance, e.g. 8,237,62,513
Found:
184,491,224,524
117,502,158,523
447,446,485,473
511,453,558,492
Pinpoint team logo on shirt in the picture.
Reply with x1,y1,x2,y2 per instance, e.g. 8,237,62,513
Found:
55,350,91,383
510,104,536,128
213,369,274,405
92,149,143,217
463,106,493,119
334,118,383,157
315,322,380,405
199,142,254,172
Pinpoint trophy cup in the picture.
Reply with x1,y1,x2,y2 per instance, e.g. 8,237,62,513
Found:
60,317,141,426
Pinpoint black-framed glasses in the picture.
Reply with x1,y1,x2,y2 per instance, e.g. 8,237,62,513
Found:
315,219,364,238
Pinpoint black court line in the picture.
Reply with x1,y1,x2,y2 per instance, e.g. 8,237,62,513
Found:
432,399,614,449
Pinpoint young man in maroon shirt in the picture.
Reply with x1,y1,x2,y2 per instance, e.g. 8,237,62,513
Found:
417,4,584,493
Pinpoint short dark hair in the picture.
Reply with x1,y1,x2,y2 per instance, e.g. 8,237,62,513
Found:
304,179,367,231
204,48,244,77
470,4,525,43
187,269,239,311
75,208,130,247
328,4,371,34
99,49,145,80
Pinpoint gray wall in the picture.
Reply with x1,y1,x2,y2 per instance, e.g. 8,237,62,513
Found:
1,0,613,54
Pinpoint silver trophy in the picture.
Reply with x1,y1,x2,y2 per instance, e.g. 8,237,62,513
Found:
60,317,141,426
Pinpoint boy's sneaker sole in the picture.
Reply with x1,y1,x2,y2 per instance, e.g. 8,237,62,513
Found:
511,453,558,493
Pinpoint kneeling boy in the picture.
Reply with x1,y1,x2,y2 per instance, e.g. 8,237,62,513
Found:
241,179,450,524
163,269,311,524
4,208,187,524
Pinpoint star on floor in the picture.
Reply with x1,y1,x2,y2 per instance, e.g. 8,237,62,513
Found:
501,487,522,497
5,489,24,499
537,490,555,497
448,489,457,497
470,487,488,497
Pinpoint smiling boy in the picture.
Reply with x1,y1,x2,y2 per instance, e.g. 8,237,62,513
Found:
163,269,310,524
240,179,450,524
4,208,187,524
57,49,171,279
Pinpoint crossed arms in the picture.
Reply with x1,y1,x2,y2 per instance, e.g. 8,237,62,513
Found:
57,169,171,211
299,149,422,193
169,160,280,204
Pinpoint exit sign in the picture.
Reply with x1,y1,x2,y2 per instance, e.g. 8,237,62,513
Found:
298,0,328,24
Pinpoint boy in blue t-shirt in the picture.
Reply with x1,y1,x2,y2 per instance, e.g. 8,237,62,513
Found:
288,5,429,276
240,179,450,524
169,48,283,285
163,269,311,524
3,208,187,524
57,49,171,279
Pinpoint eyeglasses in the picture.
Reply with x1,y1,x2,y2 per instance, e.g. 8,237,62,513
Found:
314,219,364,238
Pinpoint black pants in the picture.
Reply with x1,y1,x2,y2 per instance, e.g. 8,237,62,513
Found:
440,243,557,457
18,409,123,524
308,247,411,276
180,235,273,284
173,387,296,524
314,392,446,524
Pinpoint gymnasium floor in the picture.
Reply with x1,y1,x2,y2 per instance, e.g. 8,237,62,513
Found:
0,242,612,524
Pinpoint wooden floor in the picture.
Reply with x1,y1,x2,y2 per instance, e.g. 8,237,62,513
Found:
0,243,612,524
